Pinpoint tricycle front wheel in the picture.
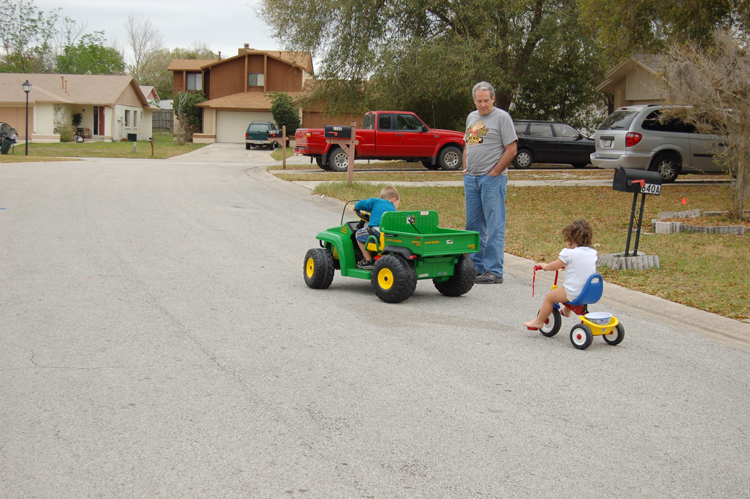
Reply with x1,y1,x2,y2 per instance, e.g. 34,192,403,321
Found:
539,308,562,337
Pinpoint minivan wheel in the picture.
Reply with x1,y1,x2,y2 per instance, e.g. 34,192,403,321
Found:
513,149,533,169
649,152,681,183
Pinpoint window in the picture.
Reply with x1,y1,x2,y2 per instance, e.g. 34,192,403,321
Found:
125,110,130,127
248,73,265,87
553,124,580,138
133,111,137,126
362,114,375,130
187,73,202,91
396,114,425,131
514,123,528,135
529,123,553,138
378,114,393,130
641,110,695,133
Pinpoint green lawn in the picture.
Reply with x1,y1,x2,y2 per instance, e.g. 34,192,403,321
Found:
306,177,749,321
0,130,205,161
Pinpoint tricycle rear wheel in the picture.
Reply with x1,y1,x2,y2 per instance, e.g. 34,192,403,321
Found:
434,254,476,297
371,254,417,303
603,323,625,345
570,324,593,350
303,248,335,289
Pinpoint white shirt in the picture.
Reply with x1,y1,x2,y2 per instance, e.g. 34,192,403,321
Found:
559,246,598,300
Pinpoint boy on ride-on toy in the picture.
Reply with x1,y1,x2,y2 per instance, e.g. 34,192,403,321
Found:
524,219,598,329
354,186,401,269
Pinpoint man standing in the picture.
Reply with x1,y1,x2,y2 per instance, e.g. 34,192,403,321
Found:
463,81,518,284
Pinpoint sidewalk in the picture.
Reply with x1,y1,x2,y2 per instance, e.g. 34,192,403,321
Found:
261,167,750,353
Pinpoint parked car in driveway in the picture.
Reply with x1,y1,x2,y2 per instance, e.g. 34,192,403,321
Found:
512,120,595,169
590,105,726,183
245,121,280,150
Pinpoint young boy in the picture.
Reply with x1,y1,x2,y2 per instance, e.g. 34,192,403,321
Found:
354,186,401,268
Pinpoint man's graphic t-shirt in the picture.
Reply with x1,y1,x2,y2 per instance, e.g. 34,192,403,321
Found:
464,107,517,176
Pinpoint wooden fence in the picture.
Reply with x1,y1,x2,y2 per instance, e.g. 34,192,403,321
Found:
153,110,174,130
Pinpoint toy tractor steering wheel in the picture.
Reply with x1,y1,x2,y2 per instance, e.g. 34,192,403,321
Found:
354,209,370,222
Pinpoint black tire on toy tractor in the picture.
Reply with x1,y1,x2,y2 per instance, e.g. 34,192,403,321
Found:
603,323,625,346
434,254,477,297
539,308,562,337
438,146,462,170
371,254,417,303
328,146,350,173
570,324,593,350
303,248,335,289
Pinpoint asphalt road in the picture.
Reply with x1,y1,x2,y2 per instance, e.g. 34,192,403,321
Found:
1,150,749,498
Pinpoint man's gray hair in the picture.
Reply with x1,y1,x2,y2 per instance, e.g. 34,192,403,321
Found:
473,81,495,100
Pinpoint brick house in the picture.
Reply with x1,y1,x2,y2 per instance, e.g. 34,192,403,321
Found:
0,73,154,142
168,44,360,144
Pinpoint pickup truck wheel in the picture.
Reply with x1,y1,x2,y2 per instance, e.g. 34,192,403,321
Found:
371,254,417,303
328,146,351,173
303,248,335,289
245,143,252,150
513,149,533,169
438,146,462,170
315,156,330,171
433,254,476,297
649,152,680,183
421,160,440,170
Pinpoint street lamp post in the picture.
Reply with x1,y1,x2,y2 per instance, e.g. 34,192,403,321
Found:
22,80,31,156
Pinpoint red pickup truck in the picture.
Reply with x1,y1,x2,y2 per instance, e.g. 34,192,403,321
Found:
294,111,465,172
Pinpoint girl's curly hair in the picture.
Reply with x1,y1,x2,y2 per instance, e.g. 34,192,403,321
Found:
562,219,593,247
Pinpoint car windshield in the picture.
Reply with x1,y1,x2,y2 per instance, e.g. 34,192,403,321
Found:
598,110,640,131
248,124,269,132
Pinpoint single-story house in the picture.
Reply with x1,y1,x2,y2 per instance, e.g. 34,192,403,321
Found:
0,73,155,142
168,45,358,143
596,54,667,108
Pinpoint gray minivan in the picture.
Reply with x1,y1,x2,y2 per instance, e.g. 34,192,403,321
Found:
590,105,725,182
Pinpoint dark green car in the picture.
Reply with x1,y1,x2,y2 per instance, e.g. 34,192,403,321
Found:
245,121,280,150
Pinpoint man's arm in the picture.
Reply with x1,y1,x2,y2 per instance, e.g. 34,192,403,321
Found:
488,140,517,176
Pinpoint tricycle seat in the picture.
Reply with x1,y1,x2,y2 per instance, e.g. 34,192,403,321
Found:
565,273,603,307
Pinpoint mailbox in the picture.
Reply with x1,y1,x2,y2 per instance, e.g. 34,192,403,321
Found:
613,167,662,195
324,125,352,139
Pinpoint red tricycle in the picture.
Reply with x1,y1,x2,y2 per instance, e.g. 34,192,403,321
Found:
530,266,625,350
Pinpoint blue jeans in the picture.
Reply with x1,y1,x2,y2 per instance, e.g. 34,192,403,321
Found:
464,174,507,276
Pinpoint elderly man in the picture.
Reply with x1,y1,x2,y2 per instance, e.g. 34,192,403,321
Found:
463,81,518,284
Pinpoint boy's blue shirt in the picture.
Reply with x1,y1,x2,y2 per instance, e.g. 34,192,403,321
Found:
354,198,396,227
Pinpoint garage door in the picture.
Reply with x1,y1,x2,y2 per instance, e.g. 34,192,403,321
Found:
216,110,275,143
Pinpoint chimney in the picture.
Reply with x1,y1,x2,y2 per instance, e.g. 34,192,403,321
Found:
61,76,64,89
218,51,221,60
64,79,68,94
244,43,249,49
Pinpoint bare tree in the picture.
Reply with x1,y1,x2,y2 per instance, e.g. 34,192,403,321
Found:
123,14,164,83
659,29,750,220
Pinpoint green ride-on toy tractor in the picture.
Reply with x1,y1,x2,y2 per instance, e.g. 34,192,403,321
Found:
303,201,480,303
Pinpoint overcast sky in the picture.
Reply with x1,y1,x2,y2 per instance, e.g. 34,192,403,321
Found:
33,0,279,62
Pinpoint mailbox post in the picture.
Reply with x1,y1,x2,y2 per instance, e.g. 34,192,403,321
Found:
325,122,358,186
612,167,662,257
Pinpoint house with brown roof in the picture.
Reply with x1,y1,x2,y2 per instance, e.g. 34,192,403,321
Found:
0,73,154,142
168,45,328,143
597,54,667,108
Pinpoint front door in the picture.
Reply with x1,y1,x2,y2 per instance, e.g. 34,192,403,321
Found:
98,107,105,136
93,106,99,135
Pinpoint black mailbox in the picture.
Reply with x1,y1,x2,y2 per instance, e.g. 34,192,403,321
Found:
613,167,662,195
324,125,352,139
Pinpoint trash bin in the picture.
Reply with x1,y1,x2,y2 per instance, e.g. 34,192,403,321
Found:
1,136,13,154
